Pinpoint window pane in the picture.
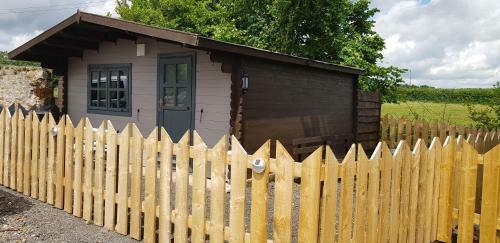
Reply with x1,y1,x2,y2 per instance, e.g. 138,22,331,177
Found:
163,88,175,106
176,87,187,107
119,70,128,88
110,71,118,88
177,63,187,83
99,90,107,107
165,64,175,84
109,91,118,108
90,90,98,107
118,91,127,109
91,72,99,88
99,71,107,88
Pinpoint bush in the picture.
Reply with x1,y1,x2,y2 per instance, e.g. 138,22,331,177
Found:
395,85,496,105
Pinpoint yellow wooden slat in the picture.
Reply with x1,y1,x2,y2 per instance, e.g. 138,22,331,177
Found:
38,114,48,202
23,112,32,196
339,145,355,243
16,111,24,192
377,142,392,243
143,128,158,243
210,136,227,243
479,145,499,243
416,141,429,243
93,122,106,226
72,119,84,217
398,142,412,243
158,128,173,243
64,116,74,213
437,137,456,242
354,145,369,243
10,108,18,190
129,124,143,240
274,141,294,243
115,124,130,235
0,108,5,185
30,113,40,198
104,121,118,230
367,143,381,243
250,141,271,243
457,141,478,243
55,115,66,209
174,132,190,243
430,138,443,241
46,114,56,204
229,136,248,243
191,131,207,243
83,118,94,221
408,140,422,243
423,138,438,243
389,141,403,243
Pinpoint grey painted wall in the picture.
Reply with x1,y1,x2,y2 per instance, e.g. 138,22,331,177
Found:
68,37,231,146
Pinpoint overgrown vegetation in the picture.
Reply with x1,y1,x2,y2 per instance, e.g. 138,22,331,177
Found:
396,85,497,105
466,82,499,129
0,51,39,67
116,0,404,102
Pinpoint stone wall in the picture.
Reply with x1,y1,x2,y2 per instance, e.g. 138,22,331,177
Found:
0,65,53,109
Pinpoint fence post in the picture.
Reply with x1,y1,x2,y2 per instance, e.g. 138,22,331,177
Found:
30,113,40,198
250,141,271,243
63,116,74,213
82,118,94,221
191,131,208,243
129,124,143,240
229,136,248,243
72,119,84,217
479,145,499,242
437,137,456,242
298,145,322,243
104,121,118,230
143,128,158,243
115,124,130,235
319,146,339,243
340,145,356,243
16,111,25,192
93,122,106,226
23,112,32,196
10,108,18,190
210,135,228,242
158,128,173,242
173,131,190,243
367,143,381,243
457,141,478,243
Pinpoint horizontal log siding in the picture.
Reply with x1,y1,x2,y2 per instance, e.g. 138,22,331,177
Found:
68,37,231,146
241,58,356,154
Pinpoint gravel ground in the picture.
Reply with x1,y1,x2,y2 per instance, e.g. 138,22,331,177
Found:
0,186,137,243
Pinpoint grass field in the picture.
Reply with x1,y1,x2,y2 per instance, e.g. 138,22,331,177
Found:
381,101,489,127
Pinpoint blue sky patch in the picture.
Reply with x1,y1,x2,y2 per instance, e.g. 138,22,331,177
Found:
420,0,431,5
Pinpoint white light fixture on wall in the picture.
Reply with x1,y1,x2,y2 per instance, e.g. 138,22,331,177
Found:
242,71,249,93
136,43,146,57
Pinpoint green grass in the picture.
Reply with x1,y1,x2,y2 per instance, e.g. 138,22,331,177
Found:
381,101,489,127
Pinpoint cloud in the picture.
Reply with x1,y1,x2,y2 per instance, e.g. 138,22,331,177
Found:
0,0,117,52
372,0,500,88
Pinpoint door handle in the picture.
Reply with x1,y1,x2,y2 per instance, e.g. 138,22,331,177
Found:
159,99,164,108
186,106,190,110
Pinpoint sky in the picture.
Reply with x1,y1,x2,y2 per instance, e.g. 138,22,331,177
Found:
1,0,499,88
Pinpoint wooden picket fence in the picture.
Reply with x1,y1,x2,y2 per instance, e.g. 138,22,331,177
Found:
0,107,499,243
381,114,499,153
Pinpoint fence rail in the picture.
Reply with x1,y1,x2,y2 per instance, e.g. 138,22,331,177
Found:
381,114,499,153
0,107,499,243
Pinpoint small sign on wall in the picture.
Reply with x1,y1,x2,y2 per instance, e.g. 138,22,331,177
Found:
137,43,146,57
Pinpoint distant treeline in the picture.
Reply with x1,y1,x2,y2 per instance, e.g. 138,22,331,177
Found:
395,85,498,104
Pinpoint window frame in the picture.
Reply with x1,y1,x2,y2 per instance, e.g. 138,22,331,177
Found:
87,63,132,117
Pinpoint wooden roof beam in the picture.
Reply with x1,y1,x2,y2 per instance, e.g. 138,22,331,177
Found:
28,46,83,58
46,36,99,51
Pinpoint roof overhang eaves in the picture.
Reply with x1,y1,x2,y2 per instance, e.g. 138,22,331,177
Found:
197,37,364,76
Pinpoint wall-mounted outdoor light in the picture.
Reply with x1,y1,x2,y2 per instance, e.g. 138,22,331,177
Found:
50,126,58,137
242,71,249,93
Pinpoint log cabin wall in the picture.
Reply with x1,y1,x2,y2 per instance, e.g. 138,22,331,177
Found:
240,57,358,154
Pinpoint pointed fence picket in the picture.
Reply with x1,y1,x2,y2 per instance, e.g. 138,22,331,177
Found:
0,107,497,243
381,114,499,153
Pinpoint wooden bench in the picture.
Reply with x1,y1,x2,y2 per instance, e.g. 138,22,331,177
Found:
292,136,329,161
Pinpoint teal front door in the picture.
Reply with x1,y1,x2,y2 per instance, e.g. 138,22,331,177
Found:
158,54,194,142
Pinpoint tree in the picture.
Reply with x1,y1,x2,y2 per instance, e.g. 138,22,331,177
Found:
116,0,404,101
